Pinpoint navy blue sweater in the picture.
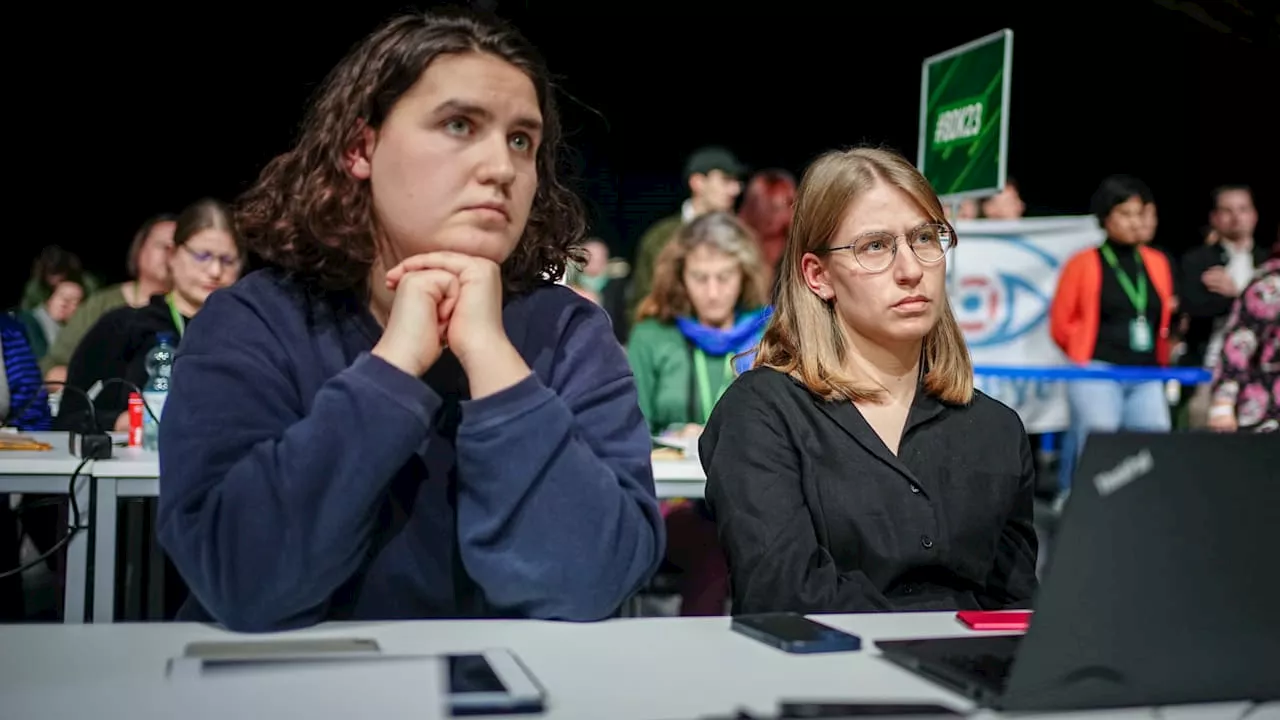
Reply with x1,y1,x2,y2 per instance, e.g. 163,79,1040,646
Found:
156,269,664,632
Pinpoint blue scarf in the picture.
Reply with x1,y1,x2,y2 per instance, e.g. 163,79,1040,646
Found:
675,306,772,374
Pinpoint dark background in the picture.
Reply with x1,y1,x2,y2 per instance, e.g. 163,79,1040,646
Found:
7,0,1277,304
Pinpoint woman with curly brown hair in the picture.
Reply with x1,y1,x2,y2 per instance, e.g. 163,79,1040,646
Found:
155,8,663,631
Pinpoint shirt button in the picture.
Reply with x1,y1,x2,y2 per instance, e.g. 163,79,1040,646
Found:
921,535,934,549
910,485,921,494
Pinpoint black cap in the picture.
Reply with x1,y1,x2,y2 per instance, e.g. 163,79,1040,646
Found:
683,146,747,182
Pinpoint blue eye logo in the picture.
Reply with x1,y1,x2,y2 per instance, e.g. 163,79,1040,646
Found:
950,236,1058,349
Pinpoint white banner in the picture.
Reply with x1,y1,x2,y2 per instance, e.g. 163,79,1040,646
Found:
948,216,1103,434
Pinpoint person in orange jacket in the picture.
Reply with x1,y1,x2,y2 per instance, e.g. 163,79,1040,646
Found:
1050,175,1175,490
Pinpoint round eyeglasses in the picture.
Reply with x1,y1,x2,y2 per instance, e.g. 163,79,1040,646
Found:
818,223,956,273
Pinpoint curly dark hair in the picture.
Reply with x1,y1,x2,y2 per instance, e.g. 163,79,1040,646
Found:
236,7,586,294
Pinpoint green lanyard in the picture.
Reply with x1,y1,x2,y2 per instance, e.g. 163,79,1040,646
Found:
1098,244,1148,314
693,348,734,425
166,294,186,339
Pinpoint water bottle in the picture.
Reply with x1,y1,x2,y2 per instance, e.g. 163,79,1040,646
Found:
141,332,177,451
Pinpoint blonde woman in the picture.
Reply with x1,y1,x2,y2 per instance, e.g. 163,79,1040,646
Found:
700,148,1038,614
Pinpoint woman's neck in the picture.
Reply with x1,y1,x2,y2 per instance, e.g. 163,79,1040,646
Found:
129,276,168,306
843,329,922,406
169,289,201,318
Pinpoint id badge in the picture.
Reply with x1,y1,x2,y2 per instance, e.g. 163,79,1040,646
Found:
1129,317,1153,352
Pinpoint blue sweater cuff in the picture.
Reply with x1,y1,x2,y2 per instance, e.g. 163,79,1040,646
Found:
458,373,553,434
349,352,441,429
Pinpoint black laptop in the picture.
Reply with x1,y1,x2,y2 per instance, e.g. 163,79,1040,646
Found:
876,431,1280,712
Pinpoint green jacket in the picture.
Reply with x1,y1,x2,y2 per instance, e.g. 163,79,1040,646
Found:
628,213,684,316
626,318,735,435
39,283,129,373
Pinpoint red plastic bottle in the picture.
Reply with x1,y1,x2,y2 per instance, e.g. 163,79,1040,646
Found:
127,393,144,447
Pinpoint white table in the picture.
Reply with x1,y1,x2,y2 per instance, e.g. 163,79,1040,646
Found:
653,457,706,498
0,432,93,622
90,444,161,622
2,434,709,623
0,612,1259,720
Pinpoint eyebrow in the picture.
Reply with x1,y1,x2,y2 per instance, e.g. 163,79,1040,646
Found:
433,98,543,134
851,221,938,238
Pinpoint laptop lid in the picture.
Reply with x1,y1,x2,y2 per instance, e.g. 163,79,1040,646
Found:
1000,431,1280,712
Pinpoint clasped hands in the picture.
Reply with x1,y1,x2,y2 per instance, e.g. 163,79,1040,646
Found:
372,251,511,379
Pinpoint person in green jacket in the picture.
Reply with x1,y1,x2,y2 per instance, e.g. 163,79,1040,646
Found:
627,211,772,615
628,146,746,317
17,246,98,312
39,213,176,379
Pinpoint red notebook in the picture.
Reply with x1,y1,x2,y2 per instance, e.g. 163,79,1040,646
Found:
956,610,1033,631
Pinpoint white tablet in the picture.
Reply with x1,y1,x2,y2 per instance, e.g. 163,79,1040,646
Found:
446,649,546,716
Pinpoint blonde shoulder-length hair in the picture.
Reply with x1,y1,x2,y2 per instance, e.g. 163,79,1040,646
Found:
636,211,771,323
754,147,974,405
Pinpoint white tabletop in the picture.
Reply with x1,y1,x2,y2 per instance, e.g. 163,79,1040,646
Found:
4,433,705,485
0,431,87,475
93,443,162,479
2,612,1251,720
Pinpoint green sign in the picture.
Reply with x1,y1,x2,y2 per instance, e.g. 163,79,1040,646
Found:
918,29,1012,199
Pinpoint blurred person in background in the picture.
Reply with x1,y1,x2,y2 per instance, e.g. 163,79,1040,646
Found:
1050,175,1175,500
563,237,630,340
15,246,97,313
738,169,796,292
944,197,979,221
16,274,84,361
1178,186,1266,427
40,214,176,381
58,200,241,433
0,312,54,620
628,211,771,615
1207,234,1280,433
978,179,1025,220
630,146,746,315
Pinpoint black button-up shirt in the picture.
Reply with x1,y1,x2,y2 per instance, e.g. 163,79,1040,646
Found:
700,367,1039,614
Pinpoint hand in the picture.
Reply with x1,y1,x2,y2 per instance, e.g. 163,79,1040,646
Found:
371,268,459,377
1207,410,1237,433
114,411,131,433
385,252,506,365
1201,267,1239,297
675,423,704,439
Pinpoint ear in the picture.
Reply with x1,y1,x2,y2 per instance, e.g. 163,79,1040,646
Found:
344,122,377,180
800,252,833,302
688,172,706,196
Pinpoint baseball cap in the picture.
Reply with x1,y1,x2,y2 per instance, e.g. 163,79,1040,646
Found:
683,146,747,182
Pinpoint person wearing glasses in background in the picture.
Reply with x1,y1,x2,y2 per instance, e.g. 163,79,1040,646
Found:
58,199,243,433
700,148,1038,614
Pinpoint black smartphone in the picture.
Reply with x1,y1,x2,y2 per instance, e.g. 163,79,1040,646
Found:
731,612,862,654
780,701,963,717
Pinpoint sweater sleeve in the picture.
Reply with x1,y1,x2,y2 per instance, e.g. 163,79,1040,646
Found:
155,290,441,632
453,303,664,621
59,309,135,432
